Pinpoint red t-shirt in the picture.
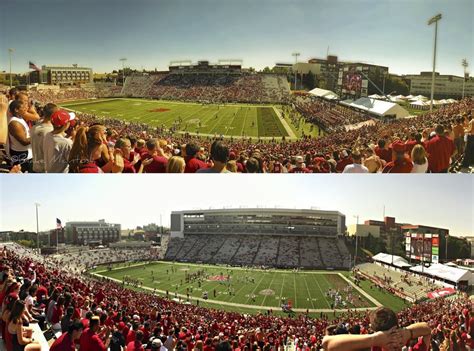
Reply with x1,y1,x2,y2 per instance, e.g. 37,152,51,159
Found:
336,157,353,173
36,285,48,301
425,135,455,172
126,329,137,344
122,158,136,173
51,305,63,324
375,147,392,163
50,332,75,351
127,341,144,351
79,328,107,351
382,157,413,173
185,157,208,173
142,153,168,173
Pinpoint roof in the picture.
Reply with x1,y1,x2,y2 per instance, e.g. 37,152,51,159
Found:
410,263,473,283
340,97,409,119
308,88,339,100
372,252,411,267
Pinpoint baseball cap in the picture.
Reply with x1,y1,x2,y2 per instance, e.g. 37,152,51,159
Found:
51,110,75,128
152,338,162,348
295,156,304,163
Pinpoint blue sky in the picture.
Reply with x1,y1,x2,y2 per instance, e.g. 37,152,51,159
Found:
0,0,472,75
0,175,472,236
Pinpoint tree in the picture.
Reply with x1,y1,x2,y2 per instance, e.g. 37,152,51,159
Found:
16,240,35,248
440,235,470,260
262,67,271,73
302,71,316,90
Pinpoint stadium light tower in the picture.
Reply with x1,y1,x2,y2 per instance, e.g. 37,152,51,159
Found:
8,48,15,88
428,13,442,112
292,52,300,90
462,59,468,98
353,215,359,268
120,58,127,85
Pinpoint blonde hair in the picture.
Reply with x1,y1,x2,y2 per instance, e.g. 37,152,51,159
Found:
226,160,238,172
166,156,185,173
411,144,427,165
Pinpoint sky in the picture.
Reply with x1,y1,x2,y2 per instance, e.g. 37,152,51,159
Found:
0,0,473,76
0,175,472,236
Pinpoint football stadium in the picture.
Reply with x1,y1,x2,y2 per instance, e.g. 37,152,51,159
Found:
1,58,473,173
1,202,473,351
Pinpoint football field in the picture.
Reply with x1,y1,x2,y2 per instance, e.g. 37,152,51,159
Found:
61,98,312,138
91,261,388,314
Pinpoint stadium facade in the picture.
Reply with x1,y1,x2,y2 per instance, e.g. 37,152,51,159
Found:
30,65,93,85
170,208,346,238
405,72,474,99
64,219,120,245
166,209,350,269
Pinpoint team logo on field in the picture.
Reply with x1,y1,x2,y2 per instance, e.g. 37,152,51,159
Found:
207,275,229,281
259,289,275,296
149,108,171,112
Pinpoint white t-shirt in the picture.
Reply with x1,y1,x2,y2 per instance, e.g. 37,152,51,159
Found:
31,122,54,173
43,132,73,173
8,116,32,158
342,163,369,173
411,159,429,173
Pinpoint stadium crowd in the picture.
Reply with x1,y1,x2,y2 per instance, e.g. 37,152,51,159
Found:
1,243,473,351
1,86,473,173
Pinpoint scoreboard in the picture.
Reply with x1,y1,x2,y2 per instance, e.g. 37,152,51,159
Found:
338,65,369,97
405,232,439,263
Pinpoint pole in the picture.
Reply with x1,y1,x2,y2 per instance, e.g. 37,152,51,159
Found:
382,75,386,94
8,49,14,88
445,234,448,261
354,215,359,268
428,14,442,111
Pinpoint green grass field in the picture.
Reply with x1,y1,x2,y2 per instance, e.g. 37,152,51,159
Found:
90,261,406,315
61,98,298,138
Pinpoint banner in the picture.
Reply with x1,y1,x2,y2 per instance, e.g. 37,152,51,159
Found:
427,287,456,299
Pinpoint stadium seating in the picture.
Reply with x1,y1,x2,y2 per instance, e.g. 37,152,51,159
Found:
164,234,351,269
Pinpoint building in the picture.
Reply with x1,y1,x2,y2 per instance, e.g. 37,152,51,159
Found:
347,224,381,238
65,219,121,245
170,208,346,238
30,65,93,85
169,60,242,74
404,72,473,99
292,55,341,91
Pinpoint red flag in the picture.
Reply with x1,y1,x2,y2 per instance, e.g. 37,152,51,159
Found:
29,61,40,71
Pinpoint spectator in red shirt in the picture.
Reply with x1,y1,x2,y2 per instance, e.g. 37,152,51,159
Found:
184,143,208,173
80,316,110,351
128,330,145,351
289,156,311,173
335,150,352,173
375,139,392,164
382,141,413,173
425,124,456,173
50,320,83,351
142,138,168,173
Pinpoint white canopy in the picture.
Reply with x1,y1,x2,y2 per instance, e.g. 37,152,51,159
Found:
373,253,411,268
340,97,409,119
447,98,457,103
308,87,339,100
389,96,405,103
406,95,414,99
410,263,474,285
368,94,383,99
410,100,430,110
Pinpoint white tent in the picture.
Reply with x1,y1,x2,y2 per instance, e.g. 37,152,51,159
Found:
389,96,405,103
409,263,474,285
340,97,409,119
373,253,412,268
368,94,383,99
406,95,415,99
447,98,457,103
410,100,430,110
395,94,407,100
308,88,339,100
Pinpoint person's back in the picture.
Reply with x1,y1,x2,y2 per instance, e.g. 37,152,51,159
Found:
31,123,53,173
426,126,455,173
43,132,73,173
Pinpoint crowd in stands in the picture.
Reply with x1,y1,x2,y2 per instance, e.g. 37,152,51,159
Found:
122,73,290,104
293,97,371,131
164,235,351,269
1,242,473,351
1,85,473,173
